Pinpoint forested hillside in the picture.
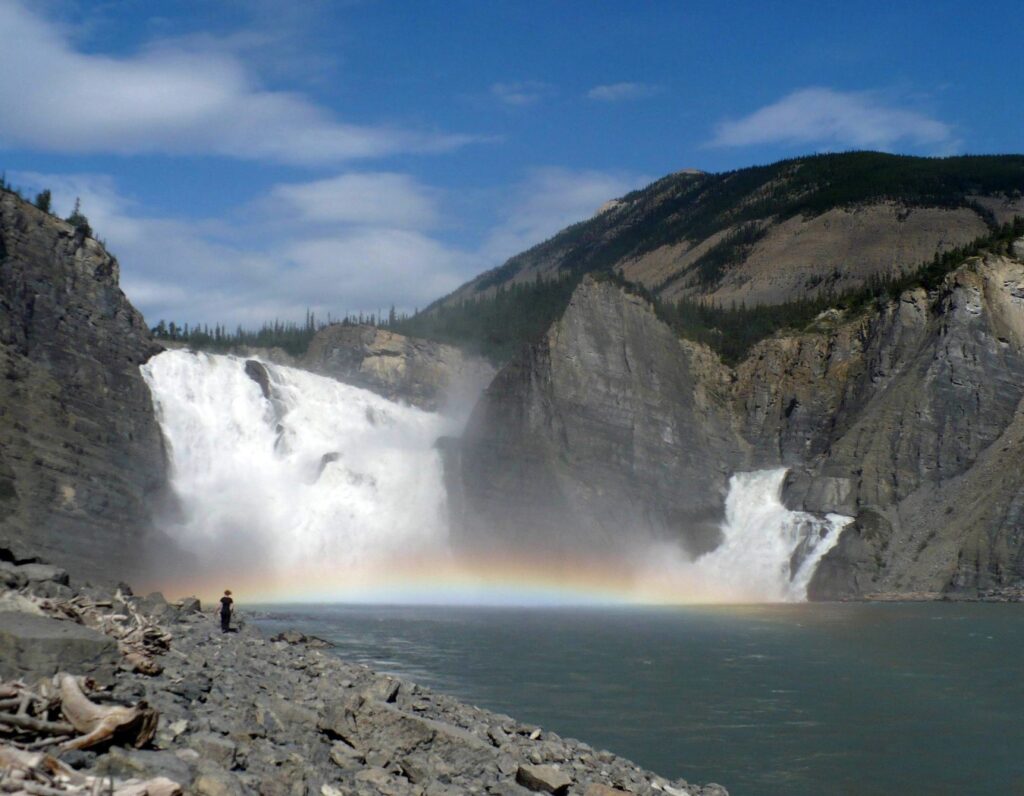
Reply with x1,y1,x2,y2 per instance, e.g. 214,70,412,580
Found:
400,152,1024,363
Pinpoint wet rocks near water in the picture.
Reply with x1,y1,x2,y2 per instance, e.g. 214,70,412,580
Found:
0,555,727,795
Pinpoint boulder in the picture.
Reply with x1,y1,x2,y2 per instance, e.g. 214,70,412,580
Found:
516,764,573,795
16,563,69,584
363,676,401,703
190,733,238,768
0,561,27,589
584,786,634,796
0,611,118,681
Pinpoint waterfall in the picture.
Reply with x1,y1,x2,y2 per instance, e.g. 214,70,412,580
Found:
693,469,852,601
141,350,453,575
142,350,849,603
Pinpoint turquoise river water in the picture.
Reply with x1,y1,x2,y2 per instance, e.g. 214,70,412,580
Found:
254,603,1023,796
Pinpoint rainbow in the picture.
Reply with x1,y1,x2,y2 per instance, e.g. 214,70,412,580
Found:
137,550,782,607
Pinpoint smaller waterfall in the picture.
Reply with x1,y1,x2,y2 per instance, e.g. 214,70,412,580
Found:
695,469,852,601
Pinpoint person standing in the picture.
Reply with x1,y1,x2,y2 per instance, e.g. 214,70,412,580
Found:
219,590,234,633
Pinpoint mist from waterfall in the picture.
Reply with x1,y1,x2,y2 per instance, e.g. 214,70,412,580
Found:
141,350,453,580
141,350,849,603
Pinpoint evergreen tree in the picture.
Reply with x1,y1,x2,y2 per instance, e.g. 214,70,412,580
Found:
34,190,52,214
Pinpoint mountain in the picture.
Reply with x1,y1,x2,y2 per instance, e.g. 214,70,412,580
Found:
0,188,169,581
400,153,1024,362
453,226,1024,598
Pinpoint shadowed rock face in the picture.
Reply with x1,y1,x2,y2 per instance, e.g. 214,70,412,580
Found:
303,324,495,412
0,190,168,582
458,251,1024,598
458,278,748,557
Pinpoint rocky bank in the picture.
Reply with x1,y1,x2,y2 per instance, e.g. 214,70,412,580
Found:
0,558,727,796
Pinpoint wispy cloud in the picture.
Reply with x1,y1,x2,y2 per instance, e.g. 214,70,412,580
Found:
0,2,475,164
14,166,648,327
490,81,553,107
481,167,649,264
709,87,956,152
586,82,661,102
268,173,439,229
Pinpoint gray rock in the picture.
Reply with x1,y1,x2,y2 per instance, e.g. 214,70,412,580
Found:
0,611,118,681
302,324,495,412
516,764,573,795
190,732,238,768
16,563,69,584
458,277,745,559
0,190,170,584
93,748,195,786
363,676,401,703
0,561,27,589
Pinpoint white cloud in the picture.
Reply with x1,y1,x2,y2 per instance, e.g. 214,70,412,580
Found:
586,82,661,102
481,167,649,265
12,165,647,328
490,81,553,107
709,87,956,151
268,173,439,229
12,169,470,326
0,2,474,164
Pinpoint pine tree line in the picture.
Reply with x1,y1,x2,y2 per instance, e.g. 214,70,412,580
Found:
151,306,410,356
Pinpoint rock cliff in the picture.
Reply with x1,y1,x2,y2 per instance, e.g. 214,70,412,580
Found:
457,247,1024,598
0,190,168,582
458,278,746,557
302,324,494,412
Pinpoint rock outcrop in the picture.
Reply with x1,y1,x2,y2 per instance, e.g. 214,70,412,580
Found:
458,278,746,557
0,189,168,582
302,324,495,412
457,248,1024,598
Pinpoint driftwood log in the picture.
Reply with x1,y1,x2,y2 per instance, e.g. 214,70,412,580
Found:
0,741,181,795
56,675,158,752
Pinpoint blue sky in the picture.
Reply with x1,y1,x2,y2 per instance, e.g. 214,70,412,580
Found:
1,0,1021,326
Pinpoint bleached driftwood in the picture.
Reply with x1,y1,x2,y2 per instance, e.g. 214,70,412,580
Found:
56,675,158,752
13,591,173,677
0,741,181,795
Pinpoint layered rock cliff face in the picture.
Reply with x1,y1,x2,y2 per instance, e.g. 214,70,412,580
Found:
302,324,494,412
0,191,167,581
458,249,1024,597
458,278,746,557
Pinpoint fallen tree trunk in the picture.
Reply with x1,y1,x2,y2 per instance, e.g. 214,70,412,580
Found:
56,674,158,752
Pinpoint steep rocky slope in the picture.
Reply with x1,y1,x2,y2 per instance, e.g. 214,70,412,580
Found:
0,190,168,582
457,244,1024,598
442,153,1024,311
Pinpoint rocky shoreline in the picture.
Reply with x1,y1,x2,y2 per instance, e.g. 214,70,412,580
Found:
1,555,728,796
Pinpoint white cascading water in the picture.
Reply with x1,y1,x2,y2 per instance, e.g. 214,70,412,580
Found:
694,469,852,601
141,350,454,573
142,350,850,602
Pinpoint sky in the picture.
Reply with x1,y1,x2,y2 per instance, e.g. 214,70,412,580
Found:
1,0,1021,328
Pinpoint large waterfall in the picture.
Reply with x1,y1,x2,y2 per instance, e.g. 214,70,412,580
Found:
141,350,454,579
142,350,849,603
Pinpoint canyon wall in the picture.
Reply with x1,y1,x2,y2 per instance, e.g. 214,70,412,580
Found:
0,191,168,581
458,250,1024,597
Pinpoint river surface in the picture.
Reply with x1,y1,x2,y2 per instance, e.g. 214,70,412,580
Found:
254,603,1023,796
